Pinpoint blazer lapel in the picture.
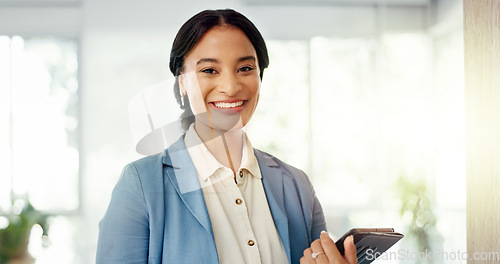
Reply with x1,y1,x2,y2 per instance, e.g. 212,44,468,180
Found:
162,136,213,237
161,137,291,261
255,149,291,263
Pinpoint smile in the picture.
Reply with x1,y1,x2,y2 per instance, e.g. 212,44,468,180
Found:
213,100,244,109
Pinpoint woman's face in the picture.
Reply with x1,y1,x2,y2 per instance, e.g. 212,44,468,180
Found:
179,26,261,133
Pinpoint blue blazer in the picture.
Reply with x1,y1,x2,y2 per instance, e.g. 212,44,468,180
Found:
96,135,326,264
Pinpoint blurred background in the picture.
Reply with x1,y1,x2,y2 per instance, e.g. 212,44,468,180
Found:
0,0,464,263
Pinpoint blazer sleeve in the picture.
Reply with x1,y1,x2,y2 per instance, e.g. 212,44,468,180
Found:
96,164,149,264
298,168,327,240
310,186,327,239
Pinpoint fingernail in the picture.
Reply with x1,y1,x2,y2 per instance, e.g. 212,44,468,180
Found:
321,230,327,235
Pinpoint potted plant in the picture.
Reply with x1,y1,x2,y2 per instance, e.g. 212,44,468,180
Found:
0,200,50,264
396,175,442,264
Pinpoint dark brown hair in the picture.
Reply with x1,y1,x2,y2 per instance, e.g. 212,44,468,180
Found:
169,9,269,131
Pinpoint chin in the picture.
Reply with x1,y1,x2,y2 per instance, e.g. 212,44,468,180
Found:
214,118,245,131
196,116,244,132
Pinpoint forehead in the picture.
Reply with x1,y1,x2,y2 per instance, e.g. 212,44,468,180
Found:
185,26,257,63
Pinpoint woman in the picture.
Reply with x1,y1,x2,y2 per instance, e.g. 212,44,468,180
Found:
96,9,356,264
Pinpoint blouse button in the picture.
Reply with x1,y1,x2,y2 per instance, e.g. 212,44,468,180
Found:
248,240,255,246
235,198,243,205
239,171,244,178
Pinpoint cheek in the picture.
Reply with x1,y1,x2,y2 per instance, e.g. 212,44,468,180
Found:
254,91,260,107
184,76,209,112
249,78,261,104
193,79,213,106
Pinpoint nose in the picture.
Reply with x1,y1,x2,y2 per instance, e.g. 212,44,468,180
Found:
217,72,241,96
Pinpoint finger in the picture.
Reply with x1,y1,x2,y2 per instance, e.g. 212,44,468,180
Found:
310,238,328,262
343,235,358,264
302,247,316,264
320,230,344,261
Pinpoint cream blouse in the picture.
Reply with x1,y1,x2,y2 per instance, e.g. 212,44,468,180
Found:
184,124,288,264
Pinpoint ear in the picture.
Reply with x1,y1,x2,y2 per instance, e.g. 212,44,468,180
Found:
178,74,187,96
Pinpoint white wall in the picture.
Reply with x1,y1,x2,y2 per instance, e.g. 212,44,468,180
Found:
0,6,80,37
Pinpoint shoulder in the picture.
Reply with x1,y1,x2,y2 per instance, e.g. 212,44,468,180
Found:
125,134,185,173
118,153,164,185
115,154,161,192
119,135,186,189
118,138,176,191
254,148,310,181
126,152,164,171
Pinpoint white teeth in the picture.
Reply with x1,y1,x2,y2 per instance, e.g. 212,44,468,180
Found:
214,101,244,109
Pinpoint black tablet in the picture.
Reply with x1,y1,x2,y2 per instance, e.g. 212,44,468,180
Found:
335,228,404,264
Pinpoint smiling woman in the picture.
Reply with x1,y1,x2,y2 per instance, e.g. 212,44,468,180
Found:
96,9,356,264
169,9,269,133
178,26,262,171
179,26,261,133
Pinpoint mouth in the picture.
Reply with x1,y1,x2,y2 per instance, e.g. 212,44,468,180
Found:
208,100,247,112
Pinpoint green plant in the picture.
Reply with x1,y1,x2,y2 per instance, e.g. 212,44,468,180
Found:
0,200,50,263
396,175,441,263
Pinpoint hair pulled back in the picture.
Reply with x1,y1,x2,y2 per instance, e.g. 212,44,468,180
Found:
169,9,269,131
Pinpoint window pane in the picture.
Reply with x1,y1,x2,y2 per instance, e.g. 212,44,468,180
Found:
433,29,466,254
10,36,79,211
308,33,465,260
310,37,377,211
0,36,12,212
247,40,310,171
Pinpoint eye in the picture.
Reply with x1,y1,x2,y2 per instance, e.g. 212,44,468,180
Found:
201,68,217,74
239,66,255,72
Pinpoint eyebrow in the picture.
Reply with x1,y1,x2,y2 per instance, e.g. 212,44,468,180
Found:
196,58,218,65
196,56,256,65
237,56,256,63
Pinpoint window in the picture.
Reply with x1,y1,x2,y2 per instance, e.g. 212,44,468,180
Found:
0,36,79,213
247,32,465,261
0,35,80,263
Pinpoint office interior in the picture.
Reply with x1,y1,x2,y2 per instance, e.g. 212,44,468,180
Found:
0,0,475,263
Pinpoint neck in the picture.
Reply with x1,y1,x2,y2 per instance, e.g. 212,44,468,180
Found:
194,122,244,174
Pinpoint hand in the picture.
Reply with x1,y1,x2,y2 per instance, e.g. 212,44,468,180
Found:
300,231,357,264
